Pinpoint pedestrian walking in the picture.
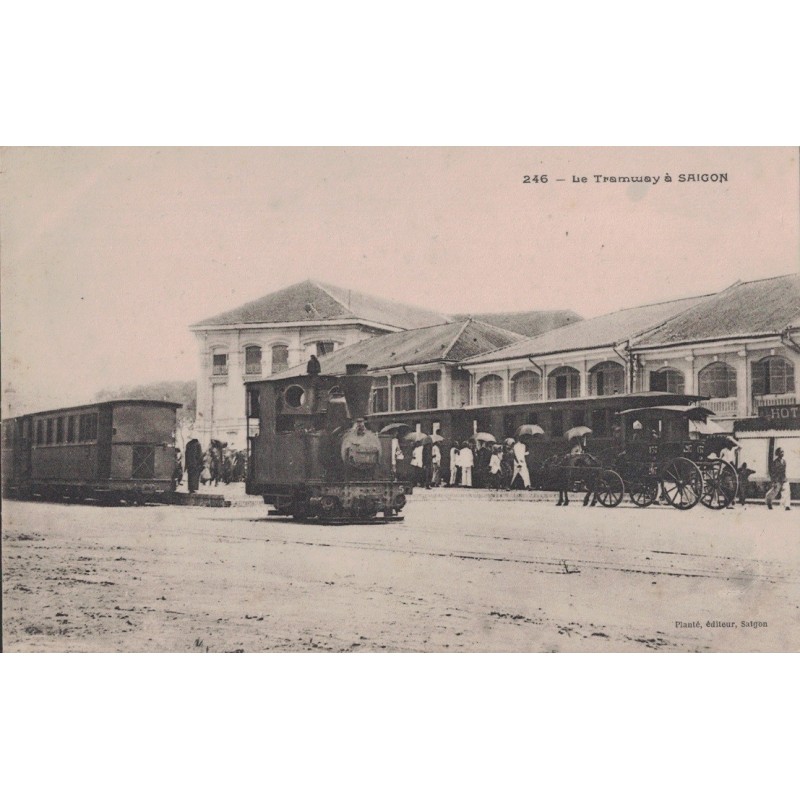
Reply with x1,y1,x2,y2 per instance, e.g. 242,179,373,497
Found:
765,447,791,510
459,441,474,487
511,438,531,489
737,462,755,506
449,442,460,486
431,441,442,487
410,443,425,487
185,438,203,493
391,436,404,476
489,445,502,489
173,448,183,485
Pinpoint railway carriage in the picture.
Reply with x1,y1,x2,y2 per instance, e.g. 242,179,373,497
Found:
2,400,180,503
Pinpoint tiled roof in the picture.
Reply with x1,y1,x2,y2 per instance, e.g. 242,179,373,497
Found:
633,273,800,347
451,309,582,338
192,279,450,329
272,319,523,379
463,294,710,364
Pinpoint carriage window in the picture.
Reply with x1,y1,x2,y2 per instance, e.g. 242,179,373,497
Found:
751,356,794,396
36,419,44,445
371,377,389,413
477,375,503,406
246,388,260,418
46,419,54,445
79,413,98,442
698,361,737,398
56,416,65,444
649,368,685,394
525,412,539,425
271,345,289,374
510,371,542,402
591,408,609,436
67,416,76,443
212,352,228,376
244,346,262,375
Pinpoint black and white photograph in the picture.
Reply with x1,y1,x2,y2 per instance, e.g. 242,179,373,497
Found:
3,146,798,654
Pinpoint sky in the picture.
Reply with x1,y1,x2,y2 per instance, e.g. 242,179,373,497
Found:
2,146,798,414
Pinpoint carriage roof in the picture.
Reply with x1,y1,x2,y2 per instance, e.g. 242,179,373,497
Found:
617,404,715,421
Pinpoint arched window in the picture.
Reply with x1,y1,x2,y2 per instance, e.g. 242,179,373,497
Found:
477,375,504,406
752,356,795,396
649,368,685,394
244,345,262,375
589,361,625,396
547,366,580,399
510,370,541,402
271,344,289,374
698,361,737,398
212,350,228,376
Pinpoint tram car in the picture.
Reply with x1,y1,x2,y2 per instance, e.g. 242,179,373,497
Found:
1,400,181,503
245,364,409,520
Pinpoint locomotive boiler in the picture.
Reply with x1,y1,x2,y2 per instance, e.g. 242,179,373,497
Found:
245,364,410,520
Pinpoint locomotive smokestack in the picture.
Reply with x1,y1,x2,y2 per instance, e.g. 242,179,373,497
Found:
340,364,373,420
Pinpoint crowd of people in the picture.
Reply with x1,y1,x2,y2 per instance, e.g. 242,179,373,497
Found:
174,439,247,493
396,436,536,491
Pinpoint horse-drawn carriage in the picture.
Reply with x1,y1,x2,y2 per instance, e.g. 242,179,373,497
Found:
528,405,739,510
612,405,738,510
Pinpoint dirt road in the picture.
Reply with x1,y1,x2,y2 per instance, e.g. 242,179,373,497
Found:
3,495,798,652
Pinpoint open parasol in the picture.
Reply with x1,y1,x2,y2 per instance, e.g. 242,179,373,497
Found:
403,431,432,445
516,424,545,438
470,432,497,443
504,437,516,446
380,422,412,435
430,433,444,443
565,426,592,440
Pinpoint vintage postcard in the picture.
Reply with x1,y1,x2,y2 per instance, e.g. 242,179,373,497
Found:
2,146,798,653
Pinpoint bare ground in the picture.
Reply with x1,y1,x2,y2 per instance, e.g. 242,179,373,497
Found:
3,494,798,652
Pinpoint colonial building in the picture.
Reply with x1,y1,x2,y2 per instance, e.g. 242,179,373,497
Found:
190,280,451,446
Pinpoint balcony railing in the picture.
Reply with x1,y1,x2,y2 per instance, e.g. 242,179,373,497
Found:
754,393,797,408
703,397,739,416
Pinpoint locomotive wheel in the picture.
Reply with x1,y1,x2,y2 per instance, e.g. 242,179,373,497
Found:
700,461,739,510
320,495,341,517
659,457,703,510
629,476,659,507
594,469,624,508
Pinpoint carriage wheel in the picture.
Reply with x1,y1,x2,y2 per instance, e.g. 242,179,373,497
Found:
595,469,624,508
629,476,659,508
700,461,739,510
659,457,703,510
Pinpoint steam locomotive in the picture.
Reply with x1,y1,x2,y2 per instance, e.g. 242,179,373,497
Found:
245,364,409,520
